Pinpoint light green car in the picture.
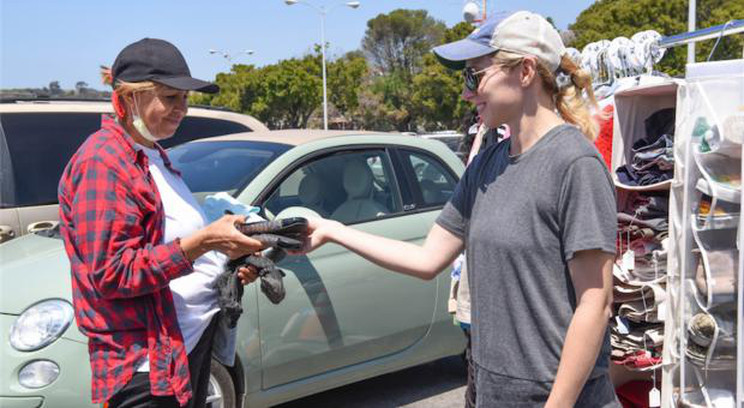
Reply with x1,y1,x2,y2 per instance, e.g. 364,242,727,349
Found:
1,129,466,408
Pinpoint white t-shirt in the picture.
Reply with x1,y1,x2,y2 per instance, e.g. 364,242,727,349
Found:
137,145,227,372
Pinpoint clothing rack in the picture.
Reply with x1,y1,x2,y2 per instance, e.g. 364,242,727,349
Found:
658,19,744,62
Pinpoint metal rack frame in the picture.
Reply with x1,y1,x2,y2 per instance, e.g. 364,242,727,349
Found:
658,19,744,62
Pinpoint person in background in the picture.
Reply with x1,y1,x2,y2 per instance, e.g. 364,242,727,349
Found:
299,11,619,407
58,38,263,408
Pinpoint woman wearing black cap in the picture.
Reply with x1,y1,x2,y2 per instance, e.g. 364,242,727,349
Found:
58,38,263,408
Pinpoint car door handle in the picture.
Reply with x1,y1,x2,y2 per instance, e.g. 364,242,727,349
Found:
27,221,59,234
0,225,15,243
403,204,416,211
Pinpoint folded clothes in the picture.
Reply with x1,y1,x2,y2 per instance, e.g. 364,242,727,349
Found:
613,280,665,302
631,134,674,171
628,194,669,220
618,212,668,232
694,249,737,307
616,164,673,186
644,328,664,347
618,299,663,323
610,317,664,346
613,349,662,369
613,259,667,285
629,238,662,257
616,109,676,186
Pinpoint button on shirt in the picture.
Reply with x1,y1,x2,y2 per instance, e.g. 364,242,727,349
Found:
58,115,194,405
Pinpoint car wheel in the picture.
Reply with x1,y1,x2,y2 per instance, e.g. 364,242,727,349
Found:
206,359,236,408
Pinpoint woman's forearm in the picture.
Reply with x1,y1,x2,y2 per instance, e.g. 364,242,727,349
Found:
546,297,610,407
323,222,463,280
545,250,614,407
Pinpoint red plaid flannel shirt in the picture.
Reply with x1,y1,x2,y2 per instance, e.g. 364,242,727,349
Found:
58,115,195,405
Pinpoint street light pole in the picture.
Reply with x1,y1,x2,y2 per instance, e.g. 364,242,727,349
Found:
320,8,329,130
285,0,360,130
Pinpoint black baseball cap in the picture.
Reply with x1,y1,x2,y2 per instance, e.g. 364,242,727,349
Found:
112,38,219,94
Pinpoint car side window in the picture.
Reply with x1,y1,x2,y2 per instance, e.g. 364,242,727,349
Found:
401,150,457,208
1,112,100,207
263,150,402,224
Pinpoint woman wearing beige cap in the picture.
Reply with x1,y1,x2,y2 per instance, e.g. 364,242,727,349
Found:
300,11,619,407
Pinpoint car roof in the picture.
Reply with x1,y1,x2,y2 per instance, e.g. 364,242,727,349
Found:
0,99,269,131
189,129,402,146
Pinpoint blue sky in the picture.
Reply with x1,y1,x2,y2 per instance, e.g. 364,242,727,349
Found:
1,0,595,90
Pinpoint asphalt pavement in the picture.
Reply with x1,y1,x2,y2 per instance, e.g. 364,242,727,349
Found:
274,356,467,408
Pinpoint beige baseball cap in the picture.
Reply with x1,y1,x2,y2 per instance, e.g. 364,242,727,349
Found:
433,11,567,72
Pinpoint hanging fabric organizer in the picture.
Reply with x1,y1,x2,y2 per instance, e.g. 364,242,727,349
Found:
609,76,682,394
660,59,743,408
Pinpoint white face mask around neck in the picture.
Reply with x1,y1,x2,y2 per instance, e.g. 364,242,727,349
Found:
131,92,171,143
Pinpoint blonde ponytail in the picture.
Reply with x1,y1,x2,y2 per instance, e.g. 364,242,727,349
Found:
535,55,600,141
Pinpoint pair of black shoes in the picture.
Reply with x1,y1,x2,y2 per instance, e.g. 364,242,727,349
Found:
215,217,308,328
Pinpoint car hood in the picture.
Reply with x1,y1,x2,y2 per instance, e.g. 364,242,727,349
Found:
0,234,72,315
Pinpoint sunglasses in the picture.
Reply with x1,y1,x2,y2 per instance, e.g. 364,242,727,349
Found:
463,66,493,92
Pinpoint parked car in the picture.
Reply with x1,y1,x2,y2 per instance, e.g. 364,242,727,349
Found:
417,131,465,161
0,98,268,243
0,129,467,408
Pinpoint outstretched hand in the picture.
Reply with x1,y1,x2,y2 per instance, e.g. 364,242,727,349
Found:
291,217,341,254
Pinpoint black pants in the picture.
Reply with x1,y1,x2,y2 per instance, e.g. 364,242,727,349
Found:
108,315,219,408
463,327,476,408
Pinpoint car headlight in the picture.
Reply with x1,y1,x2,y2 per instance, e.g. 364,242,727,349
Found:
18,360,60,388
9,299,74,351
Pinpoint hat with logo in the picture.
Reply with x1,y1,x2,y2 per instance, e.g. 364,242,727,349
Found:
432,11,566,72
112,38,219,93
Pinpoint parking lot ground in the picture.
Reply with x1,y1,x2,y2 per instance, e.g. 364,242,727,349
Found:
275,355,467,408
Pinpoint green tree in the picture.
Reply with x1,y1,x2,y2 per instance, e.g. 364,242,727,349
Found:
443,21,474,44
410,21,474,130
411,53,470,130
358,9,449,131
570,0,744,77
355,74,406,131
327,51,368,126
251,55,322,129
48,81,62,96
190,55,322,129
362,9,446,77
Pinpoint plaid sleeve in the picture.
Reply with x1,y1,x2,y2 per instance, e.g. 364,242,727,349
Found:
69,157,193,299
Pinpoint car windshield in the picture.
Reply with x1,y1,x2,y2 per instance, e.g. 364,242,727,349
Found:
168,140,290,202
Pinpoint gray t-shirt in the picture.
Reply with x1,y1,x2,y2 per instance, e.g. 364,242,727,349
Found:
436,124,616,382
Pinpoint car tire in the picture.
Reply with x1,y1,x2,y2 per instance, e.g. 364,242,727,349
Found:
207,358,236,408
